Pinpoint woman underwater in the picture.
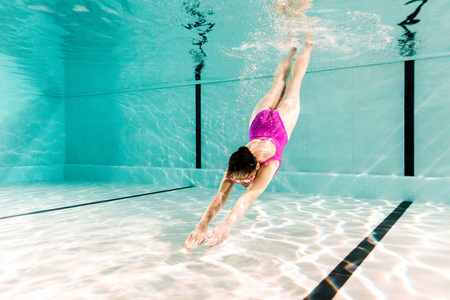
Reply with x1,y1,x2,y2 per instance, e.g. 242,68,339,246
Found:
185,40,314,250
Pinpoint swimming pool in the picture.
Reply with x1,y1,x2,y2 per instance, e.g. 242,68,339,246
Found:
0,180,448,299
1,0,450,299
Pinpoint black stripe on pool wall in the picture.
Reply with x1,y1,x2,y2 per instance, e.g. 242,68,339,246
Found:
196,80,202,169
405,60,415,176
304,200,412,300
0,186,195,221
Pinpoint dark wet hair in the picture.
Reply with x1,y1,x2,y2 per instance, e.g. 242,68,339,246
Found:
227,146,257,177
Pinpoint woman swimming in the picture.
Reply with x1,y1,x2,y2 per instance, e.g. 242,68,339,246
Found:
185,40,314,250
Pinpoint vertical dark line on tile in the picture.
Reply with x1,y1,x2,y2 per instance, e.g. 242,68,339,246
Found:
196,75,202,169
405,60,414,176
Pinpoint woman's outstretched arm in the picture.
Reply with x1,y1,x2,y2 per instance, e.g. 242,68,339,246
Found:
205,163,277,249
185,172,235,250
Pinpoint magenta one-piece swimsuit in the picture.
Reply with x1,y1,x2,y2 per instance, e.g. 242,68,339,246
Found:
249,109,289,175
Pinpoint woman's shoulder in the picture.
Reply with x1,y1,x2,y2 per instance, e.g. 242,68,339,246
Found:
247,139,276,160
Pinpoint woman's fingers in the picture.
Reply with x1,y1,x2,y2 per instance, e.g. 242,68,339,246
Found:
185,232,198,250
206,230,215,248
206,228,222,248
186,228,209,250
186,238,200,250
186,227,221,249
185,237,193,250
206,237,220,249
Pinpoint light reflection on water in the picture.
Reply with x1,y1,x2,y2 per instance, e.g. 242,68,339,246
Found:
1,0,448,97
0,182,448,299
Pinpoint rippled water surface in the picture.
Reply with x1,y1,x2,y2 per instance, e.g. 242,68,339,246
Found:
0,181,448,299
1,0,449,97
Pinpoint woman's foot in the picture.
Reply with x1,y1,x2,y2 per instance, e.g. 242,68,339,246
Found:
275,4,286,14
305,34,315,47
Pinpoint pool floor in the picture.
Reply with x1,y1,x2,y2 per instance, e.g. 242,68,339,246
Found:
0,180,448,299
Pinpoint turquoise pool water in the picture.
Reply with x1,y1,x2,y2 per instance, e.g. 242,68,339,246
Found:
1,0,450,299
1,0,449,181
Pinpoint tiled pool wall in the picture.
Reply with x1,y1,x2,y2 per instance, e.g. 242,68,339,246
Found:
62,56,450,176
63,165,450,204
0,165,64,184
1,56,449,200
0,49,65,184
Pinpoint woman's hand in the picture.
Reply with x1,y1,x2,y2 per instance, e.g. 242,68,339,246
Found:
185,225,207,250
206,223,231,249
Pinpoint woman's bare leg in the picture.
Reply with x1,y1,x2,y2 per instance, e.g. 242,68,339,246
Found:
291,0,313,18
249,47,297,126
276,42,314,139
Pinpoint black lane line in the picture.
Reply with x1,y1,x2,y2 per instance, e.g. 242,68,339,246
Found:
304,200,412,300
405,60,415,176
196,80,202,169
0,186,195,221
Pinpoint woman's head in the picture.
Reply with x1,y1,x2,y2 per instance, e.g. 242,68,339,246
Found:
227,146,258,183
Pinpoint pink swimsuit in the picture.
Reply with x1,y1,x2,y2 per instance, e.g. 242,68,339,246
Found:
249,109,289,175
